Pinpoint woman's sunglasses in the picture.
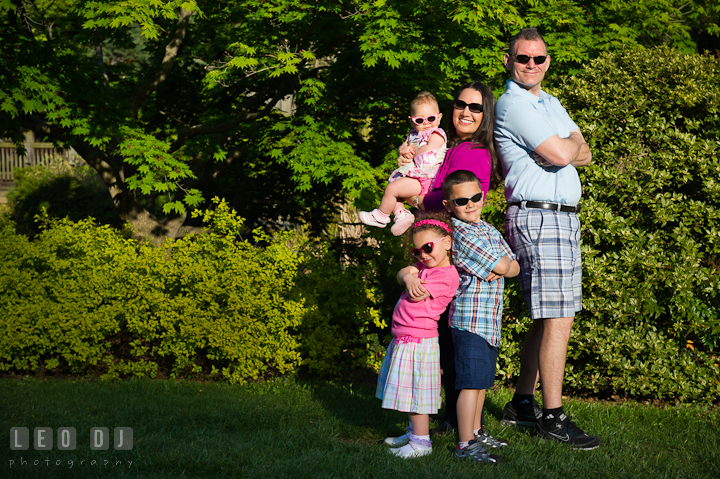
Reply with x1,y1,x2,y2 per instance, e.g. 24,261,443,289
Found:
411,236,448,257
451,192,483,206
513,54,547,65
410,114,440,125
453,99,483,114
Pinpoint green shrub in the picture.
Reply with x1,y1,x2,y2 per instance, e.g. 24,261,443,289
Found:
511,44,720,401
294,241,387,376
7,158,122,237
0,199,305,383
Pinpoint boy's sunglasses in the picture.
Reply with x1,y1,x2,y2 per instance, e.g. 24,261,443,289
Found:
410,114,440,125
513,54,547,65
453,99,483,114
411,236,448,257
451,192,483,206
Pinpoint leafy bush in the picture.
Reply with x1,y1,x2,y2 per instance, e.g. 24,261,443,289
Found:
0,199,305,383
497,45,720,401
7,158,122,237
294,241,387,376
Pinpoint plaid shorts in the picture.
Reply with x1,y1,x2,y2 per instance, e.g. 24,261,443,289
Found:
376,336,441,414
505,204,582,319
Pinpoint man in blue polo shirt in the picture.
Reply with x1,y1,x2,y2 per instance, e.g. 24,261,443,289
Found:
494,27,601,450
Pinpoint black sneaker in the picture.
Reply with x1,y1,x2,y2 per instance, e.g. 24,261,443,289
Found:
535,413,602,450
501,398,541,427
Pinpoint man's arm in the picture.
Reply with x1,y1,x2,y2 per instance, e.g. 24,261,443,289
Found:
534,129,591,167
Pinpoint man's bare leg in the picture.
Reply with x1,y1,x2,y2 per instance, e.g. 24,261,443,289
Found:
538,317,573,409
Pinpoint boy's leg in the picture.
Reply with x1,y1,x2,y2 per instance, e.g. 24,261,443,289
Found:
473,389,509,449
434,309,458,434
456,389,480,443
473,390,486,432
379,177,421,215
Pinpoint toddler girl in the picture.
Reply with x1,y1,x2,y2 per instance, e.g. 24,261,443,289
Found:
376,214,460,458
359,92,448,236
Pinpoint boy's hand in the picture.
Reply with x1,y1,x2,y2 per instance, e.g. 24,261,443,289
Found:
485,272,502,282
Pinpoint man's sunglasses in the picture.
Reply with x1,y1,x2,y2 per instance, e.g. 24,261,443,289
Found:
453,99,483,114
450,192,483,206
411,236,448,257
513,54,547,65
410,114,440,125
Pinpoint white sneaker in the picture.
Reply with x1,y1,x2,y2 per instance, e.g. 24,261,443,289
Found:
389,440,432,458
384,426,412,446
358,209,390,228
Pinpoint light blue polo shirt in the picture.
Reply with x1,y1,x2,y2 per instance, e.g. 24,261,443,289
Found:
495,79,582,205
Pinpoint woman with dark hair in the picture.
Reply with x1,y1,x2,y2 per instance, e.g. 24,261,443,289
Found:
403,81,501,214
396,81,502,438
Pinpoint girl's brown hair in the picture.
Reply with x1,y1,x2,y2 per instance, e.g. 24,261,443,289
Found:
404,211,454,263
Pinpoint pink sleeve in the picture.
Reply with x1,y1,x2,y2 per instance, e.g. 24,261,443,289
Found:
422,267,460,300
423,142,492,212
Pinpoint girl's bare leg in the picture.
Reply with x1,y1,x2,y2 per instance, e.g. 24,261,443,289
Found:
379,178,422,215
409,412,429,436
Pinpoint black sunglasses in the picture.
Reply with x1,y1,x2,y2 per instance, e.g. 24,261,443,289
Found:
411,237,447,257
451,192,483,206
453,99,483,114
513,54,547,65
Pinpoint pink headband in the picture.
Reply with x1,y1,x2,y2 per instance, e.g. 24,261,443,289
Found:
413,219,451,233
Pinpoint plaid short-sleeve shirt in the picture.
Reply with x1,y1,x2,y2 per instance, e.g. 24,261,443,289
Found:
449,217,515,347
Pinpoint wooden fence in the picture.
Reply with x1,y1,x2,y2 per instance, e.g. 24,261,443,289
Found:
0,131,79,182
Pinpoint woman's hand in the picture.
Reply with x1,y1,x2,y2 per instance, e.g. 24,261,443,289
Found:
407,195,425,211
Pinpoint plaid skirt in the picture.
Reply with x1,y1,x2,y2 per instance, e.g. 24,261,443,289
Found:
375,336,441,414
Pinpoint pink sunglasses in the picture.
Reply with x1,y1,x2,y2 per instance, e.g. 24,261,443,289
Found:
409,114,440,125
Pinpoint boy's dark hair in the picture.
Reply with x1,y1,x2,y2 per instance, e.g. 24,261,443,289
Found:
443,170,482,200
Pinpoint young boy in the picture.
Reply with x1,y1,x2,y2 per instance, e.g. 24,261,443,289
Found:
442,170,519,463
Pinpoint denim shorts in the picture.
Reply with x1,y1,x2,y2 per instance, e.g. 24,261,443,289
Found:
505,205,582,320
451,328,498,390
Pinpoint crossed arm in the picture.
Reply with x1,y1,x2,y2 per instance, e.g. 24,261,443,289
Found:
485,256,520,282
533,129,591,168
397,265,431,302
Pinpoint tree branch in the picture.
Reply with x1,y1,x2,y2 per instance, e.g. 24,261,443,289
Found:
169,77,290,152
17,114,122,189
128,8,192,119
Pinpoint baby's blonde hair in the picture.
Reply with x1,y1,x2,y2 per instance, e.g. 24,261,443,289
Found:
410,91,439,115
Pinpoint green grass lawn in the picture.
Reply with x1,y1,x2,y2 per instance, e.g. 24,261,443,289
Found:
1,376,718,478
